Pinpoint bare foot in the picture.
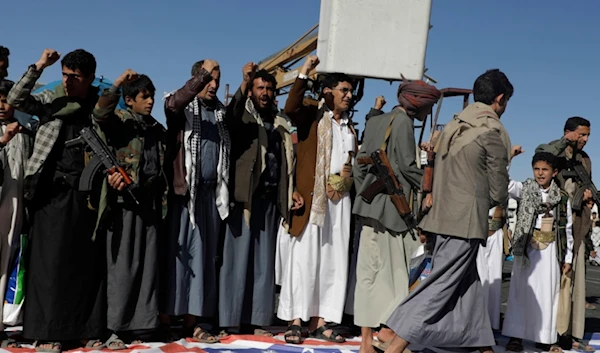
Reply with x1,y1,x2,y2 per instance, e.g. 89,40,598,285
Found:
360,335,376,353
36,342,62,352
383,335,409,353
377,327,395,344
253,328,273,337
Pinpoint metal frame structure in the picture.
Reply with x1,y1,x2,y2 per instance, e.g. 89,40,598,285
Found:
417,87,472,145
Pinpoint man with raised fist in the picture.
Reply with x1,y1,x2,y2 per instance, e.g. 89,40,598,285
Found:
218,62,299,337
8,48,106,352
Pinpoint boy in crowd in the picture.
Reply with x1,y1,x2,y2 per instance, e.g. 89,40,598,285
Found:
502,152,573,353
93,70,167,348
0,79,33,348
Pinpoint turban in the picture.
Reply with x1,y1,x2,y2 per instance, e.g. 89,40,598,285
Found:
397,78,441,117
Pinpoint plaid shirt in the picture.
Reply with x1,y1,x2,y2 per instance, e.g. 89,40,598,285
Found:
7,65,62,200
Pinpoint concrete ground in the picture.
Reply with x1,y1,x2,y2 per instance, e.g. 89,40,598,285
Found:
501,260,600,333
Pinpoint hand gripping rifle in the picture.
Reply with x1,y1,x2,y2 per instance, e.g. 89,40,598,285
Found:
561,161,600,212
66,126,139,205
357,149,417,229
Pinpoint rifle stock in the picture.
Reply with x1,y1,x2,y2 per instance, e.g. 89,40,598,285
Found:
422,151,435,193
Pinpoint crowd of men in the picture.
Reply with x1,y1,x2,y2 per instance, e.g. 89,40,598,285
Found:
0,45,596,353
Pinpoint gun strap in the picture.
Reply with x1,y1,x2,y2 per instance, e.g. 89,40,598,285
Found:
380,111,402,152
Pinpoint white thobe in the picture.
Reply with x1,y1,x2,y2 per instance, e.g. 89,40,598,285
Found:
502,181,574,344
476,208,504,330
277,115,354,323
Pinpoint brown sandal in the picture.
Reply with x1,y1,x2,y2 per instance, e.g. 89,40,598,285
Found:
372,338,390,353
191,326,219,344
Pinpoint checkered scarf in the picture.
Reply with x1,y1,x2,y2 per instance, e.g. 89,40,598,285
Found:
186,97,230,227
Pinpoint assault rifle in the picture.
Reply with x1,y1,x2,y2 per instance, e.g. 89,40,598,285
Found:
357,149,417,229
561,162,600,212
66,127,139,205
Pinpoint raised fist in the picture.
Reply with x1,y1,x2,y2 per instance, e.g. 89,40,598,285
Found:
114,69,139,87
564,130,580,144
300,55,320,75
375,96,386,110
242,62,258,83
201,59,219,74
510,145,524,160
36,49,61,70
0,122,22,145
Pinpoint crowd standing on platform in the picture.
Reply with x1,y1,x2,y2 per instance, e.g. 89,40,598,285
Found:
0,45,598,353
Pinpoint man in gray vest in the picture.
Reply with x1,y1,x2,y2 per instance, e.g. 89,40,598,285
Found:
353,79,440,353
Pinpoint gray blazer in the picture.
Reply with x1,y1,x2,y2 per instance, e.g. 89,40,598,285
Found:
353,109,423,234
419,129,509,241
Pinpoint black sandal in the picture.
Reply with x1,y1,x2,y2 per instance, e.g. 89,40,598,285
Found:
310,325,345,343
0,332,20,348
506,338,523,352
284,325,302,344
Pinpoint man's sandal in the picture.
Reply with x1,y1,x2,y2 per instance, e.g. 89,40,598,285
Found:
284,325,302,344
572,339,595,352
84,339,106,350
0,333,20,349
34,341,62,353
190,325,219,344
506,339,524,352
310,325,345,343
217,330,230,340
372,338,391,353
105,334,127,350
1,339,20,349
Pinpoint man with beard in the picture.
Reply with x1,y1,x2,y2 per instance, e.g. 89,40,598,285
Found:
277,56,358,344
536,117,595,352
8,48,106,352
219,63,301,337
352,79,440,353
162,59,230,343
383,69,513,353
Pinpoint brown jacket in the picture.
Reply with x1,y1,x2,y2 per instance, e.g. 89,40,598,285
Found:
226,88,295,225
163,69,213,195
284,78,319,236
284,77,358,236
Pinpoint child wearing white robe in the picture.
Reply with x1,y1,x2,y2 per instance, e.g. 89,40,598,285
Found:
502,152,573,353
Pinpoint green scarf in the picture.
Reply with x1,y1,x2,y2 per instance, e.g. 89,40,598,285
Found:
49,83,99,119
